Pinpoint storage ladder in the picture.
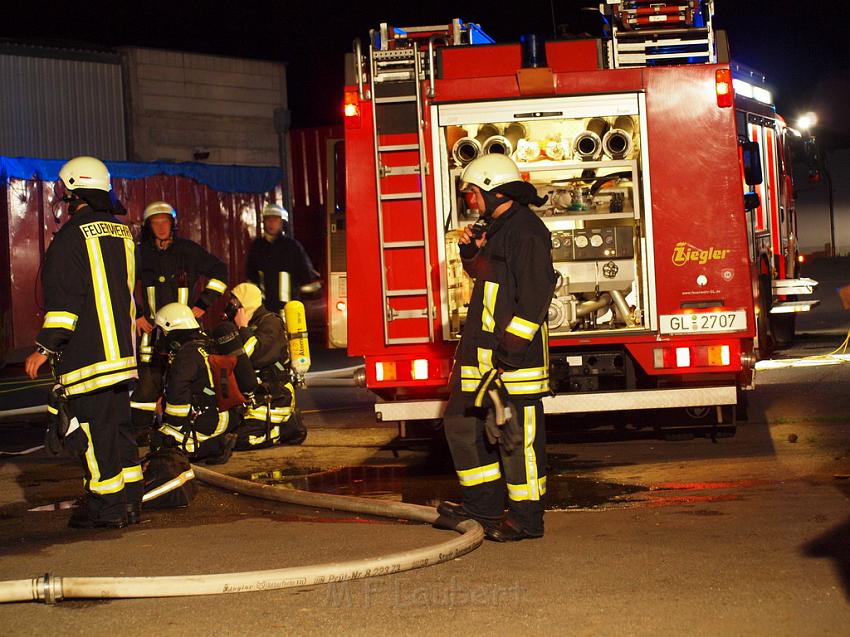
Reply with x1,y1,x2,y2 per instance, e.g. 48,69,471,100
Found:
369,43,434,345
601,1,717,68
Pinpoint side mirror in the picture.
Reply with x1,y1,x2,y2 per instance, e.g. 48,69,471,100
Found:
744,192,761,210
741,141,763,186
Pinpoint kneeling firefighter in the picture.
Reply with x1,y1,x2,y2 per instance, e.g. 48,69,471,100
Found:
153,303,238,465
438,154,557,542
225,283,307,449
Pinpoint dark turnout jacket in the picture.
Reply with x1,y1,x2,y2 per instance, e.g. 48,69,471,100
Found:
136,235,228,319
246,235,318,312
36,206,137,396
454,202,557,401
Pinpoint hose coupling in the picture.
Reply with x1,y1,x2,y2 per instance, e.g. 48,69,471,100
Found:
34,572,62,604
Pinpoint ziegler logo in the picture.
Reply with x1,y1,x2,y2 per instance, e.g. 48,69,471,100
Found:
672,242,731,267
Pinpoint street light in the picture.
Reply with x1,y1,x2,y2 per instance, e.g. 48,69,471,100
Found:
797,112,817,131
797,112,835,257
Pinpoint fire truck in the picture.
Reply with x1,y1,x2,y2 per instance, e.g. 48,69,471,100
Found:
341,1,818,433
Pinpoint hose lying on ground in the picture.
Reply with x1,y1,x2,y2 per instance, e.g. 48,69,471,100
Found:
0,465,483,604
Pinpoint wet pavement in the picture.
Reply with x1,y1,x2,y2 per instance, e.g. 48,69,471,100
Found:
0,259,849,634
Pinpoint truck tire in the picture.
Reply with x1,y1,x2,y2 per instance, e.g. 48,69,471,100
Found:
770,313,796,349
756,272,774,358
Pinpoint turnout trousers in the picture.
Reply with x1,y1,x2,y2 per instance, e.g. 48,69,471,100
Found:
443,393,547,535
234,389,304,450
69,384,143,520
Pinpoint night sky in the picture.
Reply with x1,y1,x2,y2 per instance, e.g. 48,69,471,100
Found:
4,1,848,145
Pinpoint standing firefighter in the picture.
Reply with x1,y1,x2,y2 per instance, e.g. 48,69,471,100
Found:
246,203,321,314
153,303,237,465
25,156,142,529
225,283,307,448
131,201,228,443
438,154,557,542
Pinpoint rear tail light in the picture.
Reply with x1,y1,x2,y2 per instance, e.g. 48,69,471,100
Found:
343,90,361,128
654,345,732,369
715,69,733,108
375,361,396,382
411,359,429,380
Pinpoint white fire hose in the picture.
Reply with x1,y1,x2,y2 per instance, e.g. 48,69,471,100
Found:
0,466,483,604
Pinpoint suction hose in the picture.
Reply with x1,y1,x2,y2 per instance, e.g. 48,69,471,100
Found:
602,116,635,160
574,117,609,161
0,466,484,604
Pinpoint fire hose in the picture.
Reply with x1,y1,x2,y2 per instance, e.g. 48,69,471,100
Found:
0,465,484,604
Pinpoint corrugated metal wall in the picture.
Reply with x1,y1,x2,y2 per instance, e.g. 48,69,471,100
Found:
0,54,126,160
290,125,343,278
1,175,281,359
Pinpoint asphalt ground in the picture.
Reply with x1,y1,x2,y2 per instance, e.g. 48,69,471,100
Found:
0,258,849,635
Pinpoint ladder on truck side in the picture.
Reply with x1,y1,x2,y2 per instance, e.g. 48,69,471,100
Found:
361,20,492,345
600,0,717,68
369,38,434,345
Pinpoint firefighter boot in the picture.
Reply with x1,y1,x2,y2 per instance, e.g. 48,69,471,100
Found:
68,506,127,529
203,433,238,466
435,501,503,532
484,516,544,542
281,409,308,445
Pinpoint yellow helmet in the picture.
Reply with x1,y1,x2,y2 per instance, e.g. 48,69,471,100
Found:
155,303,199,333
459,154,522,192
59,156,111,192
143,201,177,222
230,282,263,321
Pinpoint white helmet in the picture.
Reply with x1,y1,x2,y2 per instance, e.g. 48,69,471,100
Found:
143,201,177,222
155,303,199,333
262,203,289,223
460,154,522,192
59,156,111,192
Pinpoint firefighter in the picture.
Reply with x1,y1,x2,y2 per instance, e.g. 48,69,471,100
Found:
152,303,237,464
245,203,321,315
225,282,307,449
24,156,142,528
130,201,228,444
437,154,557,542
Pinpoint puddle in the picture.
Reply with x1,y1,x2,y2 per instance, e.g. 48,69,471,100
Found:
248,465,649,511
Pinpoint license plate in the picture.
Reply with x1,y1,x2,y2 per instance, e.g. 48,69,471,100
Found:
659,311,747,334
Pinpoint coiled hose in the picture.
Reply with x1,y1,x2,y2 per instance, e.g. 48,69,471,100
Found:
0,465,483,604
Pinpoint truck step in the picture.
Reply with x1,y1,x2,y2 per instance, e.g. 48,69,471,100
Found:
769,300,821,314
772,277,818,295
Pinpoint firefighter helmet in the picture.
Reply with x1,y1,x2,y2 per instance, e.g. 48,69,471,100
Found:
459,154,522,192
143,201,177,222
230,282,263,321
262,203,289,223
58,156,111,192
155,303,199,333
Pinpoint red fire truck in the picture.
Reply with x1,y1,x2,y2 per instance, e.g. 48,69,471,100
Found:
341,1,818,432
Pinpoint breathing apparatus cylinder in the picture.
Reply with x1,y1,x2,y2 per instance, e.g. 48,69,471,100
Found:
284,300,311,376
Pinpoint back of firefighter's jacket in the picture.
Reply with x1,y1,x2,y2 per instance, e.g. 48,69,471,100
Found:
160,337,230,452
36,207,138,396
239,307,289,380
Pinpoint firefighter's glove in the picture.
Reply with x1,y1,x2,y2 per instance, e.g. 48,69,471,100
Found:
45,384,88,456
483,409,506,448
474,369,517,451
498,402,523,455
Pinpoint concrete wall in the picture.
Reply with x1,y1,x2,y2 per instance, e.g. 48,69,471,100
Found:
122,47,286,166
795,149,850,256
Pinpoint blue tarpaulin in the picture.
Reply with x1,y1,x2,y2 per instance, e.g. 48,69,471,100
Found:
0,156,283,194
